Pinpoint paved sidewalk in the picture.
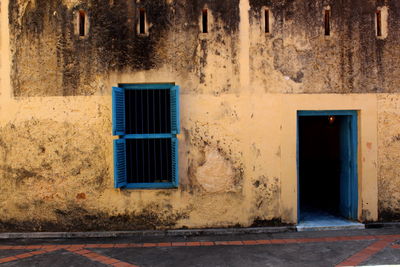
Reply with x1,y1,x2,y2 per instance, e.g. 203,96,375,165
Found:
0,228,399,266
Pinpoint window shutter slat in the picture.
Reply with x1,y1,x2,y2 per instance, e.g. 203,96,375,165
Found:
112,87,126,136
114,139,127,188
171,137,179,186
170,86,180,134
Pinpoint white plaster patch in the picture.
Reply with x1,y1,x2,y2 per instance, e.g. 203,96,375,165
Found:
195,147,235,193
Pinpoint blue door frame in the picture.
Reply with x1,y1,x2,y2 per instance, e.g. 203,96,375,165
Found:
297,110,358,222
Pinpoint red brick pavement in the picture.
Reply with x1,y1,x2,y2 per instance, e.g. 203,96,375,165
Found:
67,248,138,267
335,240,392,266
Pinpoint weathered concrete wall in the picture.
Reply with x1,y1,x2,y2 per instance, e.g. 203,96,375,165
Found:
249,0,400,94
9,0,240,96
0,95,282,231
377,94,400,221
12,0,400,97
0,0,400,231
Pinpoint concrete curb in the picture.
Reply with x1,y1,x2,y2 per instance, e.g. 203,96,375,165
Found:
0,226,296,239
365,222,400,229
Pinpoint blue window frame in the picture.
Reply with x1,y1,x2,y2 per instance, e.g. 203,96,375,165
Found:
112,83,180,189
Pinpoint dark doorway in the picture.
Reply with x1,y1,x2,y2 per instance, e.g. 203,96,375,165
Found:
298,111,358,222
299,115,341,214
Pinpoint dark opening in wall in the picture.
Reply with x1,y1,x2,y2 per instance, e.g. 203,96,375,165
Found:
202,9,208,33
125,89,171,134
299,116,341,215
324,9,330,36
139,8,146,34
264,8,270,33
79,10,86,37
126,138,172,183
376,10,382,37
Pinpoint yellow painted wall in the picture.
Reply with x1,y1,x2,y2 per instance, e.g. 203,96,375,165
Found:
0,0,399,231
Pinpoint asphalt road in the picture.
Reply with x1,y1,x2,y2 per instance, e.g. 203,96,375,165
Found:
0,228,400,266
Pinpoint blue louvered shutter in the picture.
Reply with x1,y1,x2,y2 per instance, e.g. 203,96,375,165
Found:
170,86,180,134
112,87,126,136
114,139,127,188
171,137,179,187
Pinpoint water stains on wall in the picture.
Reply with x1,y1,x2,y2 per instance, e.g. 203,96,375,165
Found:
2,0,400,231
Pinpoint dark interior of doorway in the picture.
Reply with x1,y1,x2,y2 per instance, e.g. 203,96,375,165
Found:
298,115,343,218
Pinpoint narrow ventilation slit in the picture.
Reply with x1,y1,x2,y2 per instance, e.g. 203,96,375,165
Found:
202,9,208,33
145,91,148,130
265,9,270,33
79,10,86,37
139,8,146,34
324,9,330,36
376,10,382,37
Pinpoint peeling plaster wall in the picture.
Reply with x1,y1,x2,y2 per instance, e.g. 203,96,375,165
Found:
0,0,400,231
377,94,400,221
9,0,240,96
248,0,400,94
0,95,282,231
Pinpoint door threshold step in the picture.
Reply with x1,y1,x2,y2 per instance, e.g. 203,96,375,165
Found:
297,210,364,231
296,223,365,232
